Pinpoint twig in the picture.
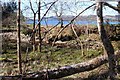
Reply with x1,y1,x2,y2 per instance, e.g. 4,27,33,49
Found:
52,3,95,46
41,22,60,41
29,0,59,44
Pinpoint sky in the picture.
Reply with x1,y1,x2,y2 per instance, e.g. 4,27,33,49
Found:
1,0,119,19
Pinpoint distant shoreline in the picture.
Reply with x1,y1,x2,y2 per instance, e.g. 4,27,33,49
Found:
26,19,120,26
25,15,120,26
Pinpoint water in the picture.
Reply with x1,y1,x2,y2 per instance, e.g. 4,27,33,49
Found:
26,18,120,26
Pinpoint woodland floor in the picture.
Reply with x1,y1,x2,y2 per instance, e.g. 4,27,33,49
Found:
1,25,120,79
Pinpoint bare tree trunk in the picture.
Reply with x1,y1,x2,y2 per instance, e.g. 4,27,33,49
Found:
38,0,42,52
32,13,36,52
17,0,22,74
0,5,2,54
96,2,116,79
29,0,38,52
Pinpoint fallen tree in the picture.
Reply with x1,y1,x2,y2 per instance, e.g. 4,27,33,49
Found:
1,50,120,80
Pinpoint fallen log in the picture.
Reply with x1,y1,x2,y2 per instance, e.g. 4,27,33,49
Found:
23,50,120,79
0,29,17,33
85,65,120,80
1,50,120,80
83,69,109,80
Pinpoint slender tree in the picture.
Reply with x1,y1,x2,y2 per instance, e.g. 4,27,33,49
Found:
17,0,22,74
29,0,38,52
38,0,42,52
0,3,2,54
96,2,116,79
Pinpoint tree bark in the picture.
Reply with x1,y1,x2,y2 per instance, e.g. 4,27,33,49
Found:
17,0,22,74
1,51,120,80
0,4,2,53
38,0,42,52
96,2,116,80
32,13,36,52
29,0,38,52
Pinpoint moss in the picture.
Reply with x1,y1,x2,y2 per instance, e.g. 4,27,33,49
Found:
0,57,6,61
1,54,17,59
85,49,102,58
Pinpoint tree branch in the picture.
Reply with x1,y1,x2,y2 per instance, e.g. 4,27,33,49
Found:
41,22,60,41
52,3,95,46
104,2,120,13
29,0,35,13
36,0,59,27
28,0,58,44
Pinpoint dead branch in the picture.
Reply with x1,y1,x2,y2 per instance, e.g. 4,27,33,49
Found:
29,0,58,43
104,2,120,13
36,0,59,27
71,24,84,56
29,0,36,14
41,22,60,41
52,3,95,46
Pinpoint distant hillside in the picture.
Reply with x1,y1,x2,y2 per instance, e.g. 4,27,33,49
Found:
44,15,119,22
25,15,119,26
